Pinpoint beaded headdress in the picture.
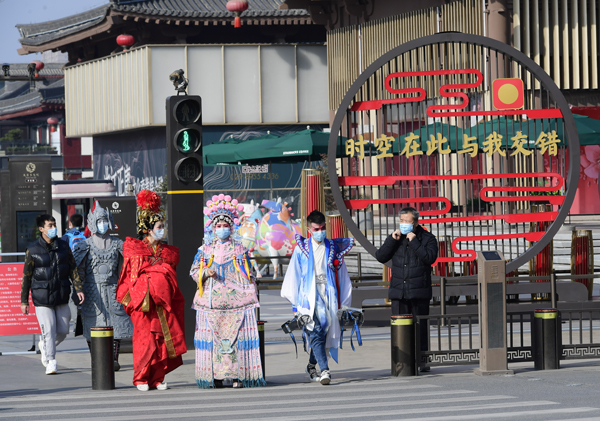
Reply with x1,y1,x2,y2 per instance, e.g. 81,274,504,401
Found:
136,189,165,235
203,194,244,230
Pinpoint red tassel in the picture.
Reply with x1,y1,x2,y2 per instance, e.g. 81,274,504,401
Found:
234,16,241,28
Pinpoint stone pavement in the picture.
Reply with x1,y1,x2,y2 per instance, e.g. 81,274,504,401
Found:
1,291,600,420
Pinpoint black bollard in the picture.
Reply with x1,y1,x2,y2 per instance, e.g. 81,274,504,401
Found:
532,309,560,370
258,320,266,380
91,326,115,390
391,314,415,376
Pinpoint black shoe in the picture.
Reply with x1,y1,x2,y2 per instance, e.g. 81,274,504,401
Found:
306,363,320,382
419,366,430,373
114,361,120,372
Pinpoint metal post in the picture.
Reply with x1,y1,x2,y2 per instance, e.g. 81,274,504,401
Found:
357,253,362,278
91,326,115,390
257,321,266,380
532,309,560,370
390,315,415,376
440,277,446,326
550,271,557,309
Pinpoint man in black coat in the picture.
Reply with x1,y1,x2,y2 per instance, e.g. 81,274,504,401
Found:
20,214,84,375
376,207,438,371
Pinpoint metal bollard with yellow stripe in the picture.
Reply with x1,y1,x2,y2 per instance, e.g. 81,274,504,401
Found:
91,326,115,390
391,315,415,377
532,309,561,370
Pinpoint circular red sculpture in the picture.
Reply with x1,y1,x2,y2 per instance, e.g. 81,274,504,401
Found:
226,0,248,28
116,34,135,48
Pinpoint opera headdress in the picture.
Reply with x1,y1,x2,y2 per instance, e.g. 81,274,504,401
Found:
136,189,165,235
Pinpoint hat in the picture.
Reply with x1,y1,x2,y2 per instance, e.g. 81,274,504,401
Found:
136,190,165,235
204,194,244,229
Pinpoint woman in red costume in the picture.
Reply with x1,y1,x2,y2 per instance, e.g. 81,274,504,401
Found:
116,190,187,391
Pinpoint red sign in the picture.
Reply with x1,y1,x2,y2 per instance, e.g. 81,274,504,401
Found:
0,263,41,336
493,78,524,110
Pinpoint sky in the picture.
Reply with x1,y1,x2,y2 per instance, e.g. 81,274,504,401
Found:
0,0,108,63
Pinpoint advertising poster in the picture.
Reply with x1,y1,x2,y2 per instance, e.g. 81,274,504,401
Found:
0,263,40,336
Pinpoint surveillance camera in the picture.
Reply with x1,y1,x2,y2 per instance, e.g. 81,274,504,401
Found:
27,62,36,76
169,69,184,82
1,63,9,77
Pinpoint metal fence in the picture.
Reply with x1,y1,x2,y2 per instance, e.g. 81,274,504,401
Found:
416,309,600,368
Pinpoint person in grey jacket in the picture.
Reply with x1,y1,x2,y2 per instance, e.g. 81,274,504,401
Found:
375,207,438,371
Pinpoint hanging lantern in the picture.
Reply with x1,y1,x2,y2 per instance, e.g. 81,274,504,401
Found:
116,34,135,50
31,60,44,77
47,117,59,133
226,0,249,28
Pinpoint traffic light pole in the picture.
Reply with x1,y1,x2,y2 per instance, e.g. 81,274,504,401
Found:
165,95,204,349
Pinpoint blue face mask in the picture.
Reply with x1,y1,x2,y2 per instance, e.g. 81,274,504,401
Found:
312,230,326,242
215,228,231,240
47,228,57,239
97,222,108,235
399,223,413,235
151,228,165,241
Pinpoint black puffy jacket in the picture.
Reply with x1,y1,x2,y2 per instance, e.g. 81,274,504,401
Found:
375,226,438,300
28,237,72,307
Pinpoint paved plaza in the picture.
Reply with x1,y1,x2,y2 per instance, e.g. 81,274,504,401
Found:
1,291,600,420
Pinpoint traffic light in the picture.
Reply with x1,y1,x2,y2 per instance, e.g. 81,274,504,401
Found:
166,95,203,186
165,94,203,350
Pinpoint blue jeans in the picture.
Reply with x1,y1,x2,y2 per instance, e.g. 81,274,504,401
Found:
307,311,329,371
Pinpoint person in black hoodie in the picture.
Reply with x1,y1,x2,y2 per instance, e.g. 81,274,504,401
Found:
376,207,438,371
20,214,84,375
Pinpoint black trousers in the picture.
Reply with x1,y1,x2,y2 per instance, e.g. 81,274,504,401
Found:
391,298,430,351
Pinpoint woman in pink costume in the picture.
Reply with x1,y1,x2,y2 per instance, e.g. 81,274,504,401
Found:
189,194,266,388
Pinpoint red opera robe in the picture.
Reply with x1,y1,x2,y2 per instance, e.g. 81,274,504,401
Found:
116,237,187,387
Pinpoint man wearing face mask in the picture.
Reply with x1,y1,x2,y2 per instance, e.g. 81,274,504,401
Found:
73,201,133,370
20,214,84,375
376,206,438,372
281,210,354,385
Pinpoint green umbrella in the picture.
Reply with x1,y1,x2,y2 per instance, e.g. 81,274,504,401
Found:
203,129,341,165
203,134,279,166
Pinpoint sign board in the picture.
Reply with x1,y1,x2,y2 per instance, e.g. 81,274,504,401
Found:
0,263,40,336
96,196,137,241
1,158,52,260
328,33,579,274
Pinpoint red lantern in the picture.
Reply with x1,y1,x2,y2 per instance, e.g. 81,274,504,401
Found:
116,34,135,49
47,117,59,133
226,0,249,28
31,60,44,77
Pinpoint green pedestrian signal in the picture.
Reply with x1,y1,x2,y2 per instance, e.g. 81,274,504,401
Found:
167,95,202,184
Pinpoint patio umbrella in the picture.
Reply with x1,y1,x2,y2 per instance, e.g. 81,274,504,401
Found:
203,134,279,166
203,129,342,165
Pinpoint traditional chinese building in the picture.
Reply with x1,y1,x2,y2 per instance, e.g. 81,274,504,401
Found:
15,0,328,207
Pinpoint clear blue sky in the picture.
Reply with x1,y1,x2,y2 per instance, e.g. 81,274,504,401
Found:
0,0,108,63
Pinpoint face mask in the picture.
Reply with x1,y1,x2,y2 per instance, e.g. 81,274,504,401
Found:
47,228,57,239
312,230,326,242
215,228,231,240
97,222,108,235
151,228,165,241
399,223,413,235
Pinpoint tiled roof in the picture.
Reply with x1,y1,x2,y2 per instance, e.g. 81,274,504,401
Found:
0,63,65,78
0,78,65,116
110,0,309,18
17,6,110,47
17,1,309,46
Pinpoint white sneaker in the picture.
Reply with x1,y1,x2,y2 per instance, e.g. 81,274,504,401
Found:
320,370,331,385
156,382,168,391
136,384,149,392
39,339,48,367
45,359,57,375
